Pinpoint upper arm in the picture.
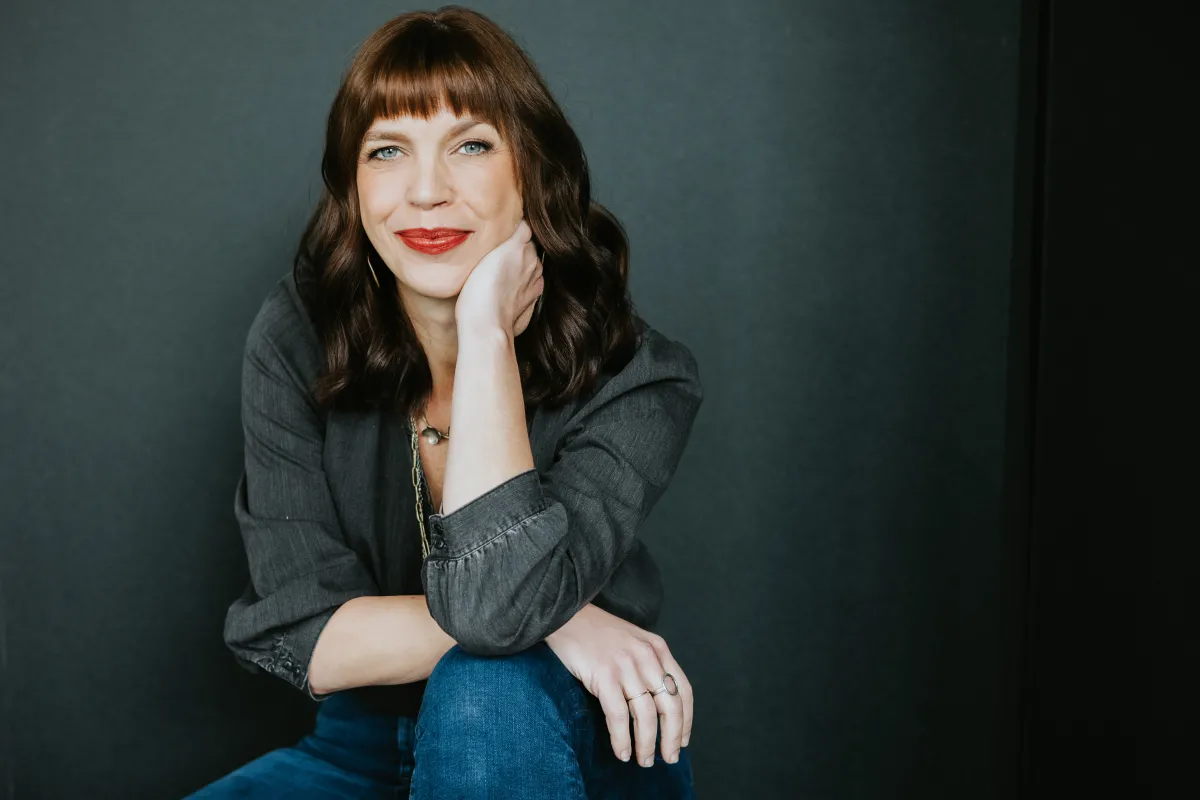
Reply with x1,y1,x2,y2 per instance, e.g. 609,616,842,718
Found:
223,303,379,701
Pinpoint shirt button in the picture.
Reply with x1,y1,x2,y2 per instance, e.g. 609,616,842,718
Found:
431,533,446,549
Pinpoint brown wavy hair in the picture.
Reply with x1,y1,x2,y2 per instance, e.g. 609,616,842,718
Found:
292,5,638,417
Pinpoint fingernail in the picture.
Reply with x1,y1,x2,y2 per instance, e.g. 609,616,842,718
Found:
667,753,678,764
682,736,690,747
642,757,654,767
620,749,630,762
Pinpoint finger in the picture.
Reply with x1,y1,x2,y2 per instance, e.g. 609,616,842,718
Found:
617,652,660,768
511,218,532,244
646,634,693,751
520,258,543,307
522,292,538,318
527,269,544,298
645,634,693,746
631,639,683,764
595,672,633,763
514,296,537,336
523,250,542,286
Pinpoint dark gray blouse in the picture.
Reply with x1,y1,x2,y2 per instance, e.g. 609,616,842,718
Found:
223,270,704,714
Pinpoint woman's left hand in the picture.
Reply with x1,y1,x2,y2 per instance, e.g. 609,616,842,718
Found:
454,218,543,339
545,603,694,768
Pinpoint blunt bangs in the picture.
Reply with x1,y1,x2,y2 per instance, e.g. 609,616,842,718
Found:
361,24,512,144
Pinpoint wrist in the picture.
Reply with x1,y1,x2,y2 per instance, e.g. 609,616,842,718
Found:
456,319,513,350
547,603,594,643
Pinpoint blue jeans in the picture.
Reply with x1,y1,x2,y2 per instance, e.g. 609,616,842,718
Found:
187,641,697,798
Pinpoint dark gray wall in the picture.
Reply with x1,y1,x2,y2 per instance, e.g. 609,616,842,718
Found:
0,1,1022,797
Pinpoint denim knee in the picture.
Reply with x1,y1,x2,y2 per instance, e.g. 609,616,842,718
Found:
410,641,591,798
417,641,585,737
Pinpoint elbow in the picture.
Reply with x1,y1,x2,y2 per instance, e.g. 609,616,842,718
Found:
426,584,563,657
450,620,552,656
452,631,527,657
432,602,553,657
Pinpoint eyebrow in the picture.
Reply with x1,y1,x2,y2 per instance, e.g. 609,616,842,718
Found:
361,118,491,146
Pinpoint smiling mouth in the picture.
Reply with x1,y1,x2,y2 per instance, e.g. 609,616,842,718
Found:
395,230,471,254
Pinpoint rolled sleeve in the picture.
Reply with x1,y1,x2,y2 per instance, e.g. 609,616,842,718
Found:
222,307,379,701
422,325,704,655
423,468,549,558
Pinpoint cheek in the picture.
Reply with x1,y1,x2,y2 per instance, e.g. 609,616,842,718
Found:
471,161,522,217
356,173,392,222
355,178,374,219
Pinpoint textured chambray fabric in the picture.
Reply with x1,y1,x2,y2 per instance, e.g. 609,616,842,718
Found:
222,270,704,714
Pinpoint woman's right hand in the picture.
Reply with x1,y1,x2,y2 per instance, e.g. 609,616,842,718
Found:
454,218,542,340
545,603,693,767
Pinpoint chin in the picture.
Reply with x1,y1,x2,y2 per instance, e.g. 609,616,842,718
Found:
403,270,468,300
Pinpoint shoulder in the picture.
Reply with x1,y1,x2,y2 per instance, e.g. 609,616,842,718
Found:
632,314,703,390
586,314,705,411
545,314,704,470
242,269,324,389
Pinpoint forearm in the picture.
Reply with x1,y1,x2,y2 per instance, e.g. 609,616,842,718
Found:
306,594,457,696
441,325,533,516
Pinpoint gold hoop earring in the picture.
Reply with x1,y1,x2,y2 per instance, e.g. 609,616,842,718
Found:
366,254,381,288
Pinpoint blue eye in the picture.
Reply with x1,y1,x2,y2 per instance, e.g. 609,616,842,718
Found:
368,146,400,161
458,139,493,156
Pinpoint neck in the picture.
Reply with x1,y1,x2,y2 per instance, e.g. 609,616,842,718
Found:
398,286,457,417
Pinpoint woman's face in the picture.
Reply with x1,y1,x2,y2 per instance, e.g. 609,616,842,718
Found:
356,108,523,303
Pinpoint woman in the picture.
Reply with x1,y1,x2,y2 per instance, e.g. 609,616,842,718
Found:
188,6,703,798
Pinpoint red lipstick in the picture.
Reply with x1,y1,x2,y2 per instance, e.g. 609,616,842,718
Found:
396,227,472,255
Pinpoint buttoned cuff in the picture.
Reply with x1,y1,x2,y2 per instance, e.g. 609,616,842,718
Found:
427,467,550,559
261,609,343,705
285,607,342,702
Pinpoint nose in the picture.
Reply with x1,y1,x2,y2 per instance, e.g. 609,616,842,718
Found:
406,153,453,210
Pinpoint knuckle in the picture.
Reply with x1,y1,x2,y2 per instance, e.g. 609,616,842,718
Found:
633,640,657,659
612,650,636,669
608,709,629,726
